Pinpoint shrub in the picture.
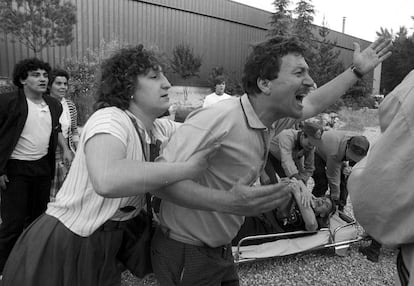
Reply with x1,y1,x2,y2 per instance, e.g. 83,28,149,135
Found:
0,83,16,94
337,107,379,131
170,43,202,79
62,58,98,126
60,39,125,126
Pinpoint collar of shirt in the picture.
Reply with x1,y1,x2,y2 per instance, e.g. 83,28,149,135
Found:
240,94,268,131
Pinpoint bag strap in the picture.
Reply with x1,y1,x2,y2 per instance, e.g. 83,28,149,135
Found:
126,111,153,219
127,111,150,161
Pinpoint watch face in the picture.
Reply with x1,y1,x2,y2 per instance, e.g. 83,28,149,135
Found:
351,66,363,79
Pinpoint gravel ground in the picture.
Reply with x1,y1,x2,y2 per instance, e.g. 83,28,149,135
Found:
122,126,396,285
122,195,397,286
122,241,397,286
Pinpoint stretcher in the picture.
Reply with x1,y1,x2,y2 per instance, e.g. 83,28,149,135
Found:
233,211,363,263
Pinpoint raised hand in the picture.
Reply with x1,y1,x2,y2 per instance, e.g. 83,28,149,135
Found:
352,36,393,75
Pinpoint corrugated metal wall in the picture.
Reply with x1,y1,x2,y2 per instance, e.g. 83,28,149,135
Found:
0,0,372,86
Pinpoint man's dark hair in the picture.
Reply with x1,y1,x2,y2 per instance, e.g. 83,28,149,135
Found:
12,58,51,88
213,75,226,86
348,136,370,156
315,196,336,228
49,69,70,87
242,36,306,95
94,44,165,111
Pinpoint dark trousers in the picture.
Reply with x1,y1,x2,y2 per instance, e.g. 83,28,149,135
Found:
0,158,51,273
311,153,348,208
151,227,239,286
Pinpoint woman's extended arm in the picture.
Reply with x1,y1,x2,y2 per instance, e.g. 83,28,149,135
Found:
85,133,216,198
86,133,292,215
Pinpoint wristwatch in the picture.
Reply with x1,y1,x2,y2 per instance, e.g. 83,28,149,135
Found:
350,65,364,79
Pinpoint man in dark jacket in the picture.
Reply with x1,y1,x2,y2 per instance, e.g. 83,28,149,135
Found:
0,58,71,274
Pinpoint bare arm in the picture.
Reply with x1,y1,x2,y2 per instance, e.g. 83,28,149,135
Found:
300,37,393,120
278,135,300,178
300,149,315,182
153,168,292,216
58,132,73,166
290,183,318,231
326,157,342,201
0,174,8,191
85,134,215,198
86,133,291,214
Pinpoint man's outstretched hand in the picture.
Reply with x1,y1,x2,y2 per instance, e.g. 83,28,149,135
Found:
225,167,292,216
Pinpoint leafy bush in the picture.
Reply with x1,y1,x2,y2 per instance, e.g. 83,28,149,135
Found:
60,39,124,126
0,83,16,94
170,43,202,79
325,79,376,112
337,107,379,131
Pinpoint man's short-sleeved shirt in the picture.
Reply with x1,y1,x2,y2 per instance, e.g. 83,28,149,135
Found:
270,128,315,180
313,130,354,199
158,95,295,247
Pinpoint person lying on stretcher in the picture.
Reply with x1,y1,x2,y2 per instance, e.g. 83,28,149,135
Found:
232,178,335,245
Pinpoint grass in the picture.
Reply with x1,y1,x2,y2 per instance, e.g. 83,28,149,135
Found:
337,107,379,132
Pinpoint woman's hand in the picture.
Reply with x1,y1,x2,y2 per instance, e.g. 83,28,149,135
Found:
0,174,9,191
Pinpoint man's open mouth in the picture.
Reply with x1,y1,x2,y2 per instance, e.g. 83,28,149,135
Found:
295,94,305,103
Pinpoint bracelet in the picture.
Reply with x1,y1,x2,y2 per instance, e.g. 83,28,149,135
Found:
350,65,364,79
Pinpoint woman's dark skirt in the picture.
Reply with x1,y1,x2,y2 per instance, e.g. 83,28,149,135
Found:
2,214,124,286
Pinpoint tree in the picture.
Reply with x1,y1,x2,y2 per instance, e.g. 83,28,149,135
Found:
170,43,202,80
292,0,315,45
380,31,414,94
268,0,293,37
377,19,414,94
310,19,344,87
0,0,77,56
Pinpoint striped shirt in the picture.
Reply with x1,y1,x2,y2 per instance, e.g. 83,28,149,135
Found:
47,107,179,237
60,98,79,153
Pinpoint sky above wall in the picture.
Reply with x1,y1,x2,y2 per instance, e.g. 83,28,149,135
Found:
232,0,414,42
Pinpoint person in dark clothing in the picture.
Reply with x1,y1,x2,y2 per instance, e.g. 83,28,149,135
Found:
359,238,382,263
0,58,70,274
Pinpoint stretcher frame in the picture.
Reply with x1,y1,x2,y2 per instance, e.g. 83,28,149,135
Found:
233,211,364,264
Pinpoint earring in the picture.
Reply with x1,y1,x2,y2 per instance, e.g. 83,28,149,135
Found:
130,95,134,99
